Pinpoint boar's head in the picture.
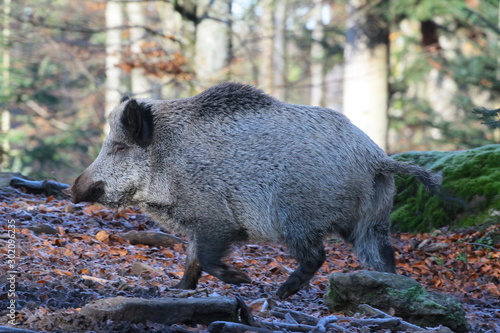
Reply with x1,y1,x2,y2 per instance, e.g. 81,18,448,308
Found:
68,97,154,208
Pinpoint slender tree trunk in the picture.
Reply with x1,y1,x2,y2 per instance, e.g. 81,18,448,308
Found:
159,1,183,99
343,0,389,150
105,0,124,132
194,0,232,88
272,0,286,100
310,0,325,106
259,0,274,93
126,2,154,98
1,0,11,168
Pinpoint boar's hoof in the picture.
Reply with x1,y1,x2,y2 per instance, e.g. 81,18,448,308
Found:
217,268,252,285
172,279,198,290
276,276,309,300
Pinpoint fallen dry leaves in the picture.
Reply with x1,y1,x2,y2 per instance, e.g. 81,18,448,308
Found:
0,188,499,332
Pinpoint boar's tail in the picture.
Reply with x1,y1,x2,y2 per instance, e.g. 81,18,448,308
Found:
381,159,465,207
382,159,442,195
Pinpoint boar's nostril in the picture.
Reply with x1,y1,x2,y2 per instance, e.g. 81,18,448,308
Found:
73,180,105,204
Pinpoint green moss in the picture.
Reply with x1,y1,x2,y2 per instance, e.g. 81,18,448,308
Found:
387,285,427,303
422,299,447,311
392,144,500,232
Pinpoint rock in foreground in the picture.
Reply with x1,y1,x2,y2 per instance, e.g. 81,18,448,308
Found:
81,296,238,325
325,271,469,333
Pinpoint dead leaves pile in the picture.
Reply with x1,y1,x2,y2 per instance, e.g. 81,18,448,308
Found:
0,188,499,332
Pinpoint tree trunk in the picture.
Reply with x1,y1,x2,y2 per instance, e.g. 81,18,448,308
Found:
105,0,124,132
1,0,11,168
158,1,184,99
272,0,286,100
343,0,389,150
126,2,154,98
258,0,274,93
194,0,232,88
310,0,325,106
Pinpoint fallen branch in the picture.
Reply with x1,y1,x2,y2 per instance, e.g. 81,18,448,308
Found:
284,312,299,324
270,307,319,325
171,288,207,298
467,242,500,252
359,304,424,331
310,316,339,333
10,177,69,198
208,321,278,333
351,317,401,329
236,296,261,327
81,275,113,285
260,322,316,332
0,327,44,333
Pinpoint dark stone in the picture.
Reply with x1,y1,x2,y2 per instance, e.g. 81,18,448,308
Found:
325,270,469,333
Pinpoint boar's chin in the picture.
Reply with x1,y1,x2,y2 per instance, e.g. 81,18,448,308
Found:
101,188,138,210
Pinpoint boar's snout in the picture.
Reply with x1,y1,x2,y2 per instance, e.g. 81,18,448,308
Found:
67,172,105,204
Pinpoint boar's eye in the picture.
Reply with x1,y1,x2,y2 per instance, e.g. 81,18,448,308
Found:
114,144,128,154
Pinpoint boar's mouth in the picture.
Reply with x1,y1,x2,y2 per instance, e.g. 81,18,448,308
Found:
68,179,105,204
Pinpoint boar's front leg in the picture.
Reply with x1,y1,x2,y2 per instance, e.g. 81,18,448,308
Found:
195,230,252,285
173,236,202,289
276,237,326,300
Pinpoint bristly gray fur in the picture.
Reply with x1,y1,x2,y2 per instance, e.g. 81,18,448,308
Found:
68,82,445,299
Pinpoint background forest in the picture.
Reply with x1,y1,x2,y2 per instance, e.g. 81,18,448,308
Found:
0,0,499,183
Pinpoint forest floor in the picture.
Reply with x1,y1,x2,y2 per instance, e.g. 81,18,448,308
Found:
0,187,499,333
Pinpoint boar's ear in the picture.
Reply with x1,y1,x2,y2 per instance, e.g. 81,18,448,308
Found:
121,99,154,147
120,95,131,103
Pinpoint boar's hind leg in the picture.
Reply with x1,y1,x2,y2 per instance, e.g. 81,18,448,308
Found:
351,216,396,273
352,173,397,274
173,238,202,289
196,231,252,285
276,239,326,300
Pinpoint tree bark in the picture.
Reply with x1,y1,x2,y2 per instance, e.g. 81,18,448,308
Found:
258,0,274,93
272,0,286,100
158,1,183,99
1,0,11,167
343,0,389,150
126,2,154,98
194,0,232,88
105,0,124,132
310,0,325,106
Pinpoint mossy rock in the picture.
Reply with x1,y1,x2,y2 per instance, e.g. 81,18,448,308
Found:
325,271,469,333
391,144,500,232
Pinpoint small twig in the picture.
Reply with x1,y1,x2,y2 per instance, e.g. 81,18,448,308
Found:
271,307,319,325
173,288,207,298
358,304,389,317
467,242,500,252
236,296,260,327
358,304,424,331
0,326,44,333
351,317,401,329
310,316,339,333
81,275,112,284
260,321,316,332
326,322,354,333
284,312,299,324
207,321,278,333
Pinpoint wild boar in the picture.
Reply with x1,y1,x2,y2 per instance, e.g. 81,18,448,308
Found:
68,82,442,299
